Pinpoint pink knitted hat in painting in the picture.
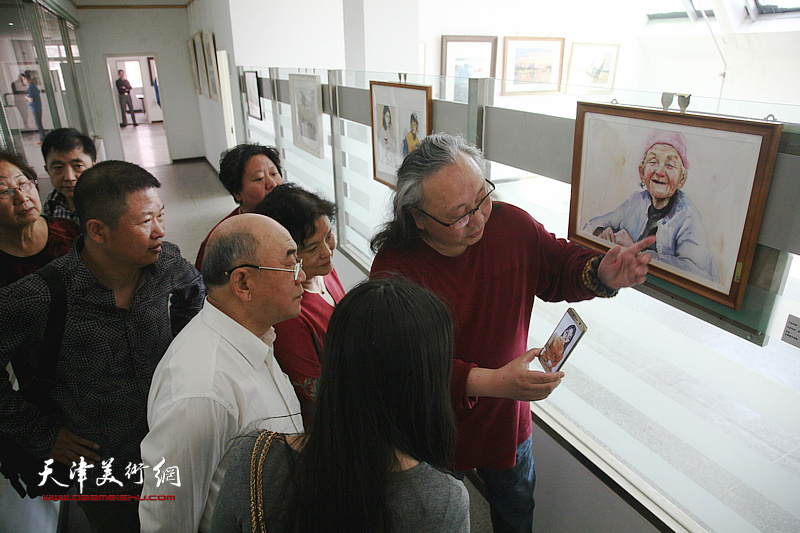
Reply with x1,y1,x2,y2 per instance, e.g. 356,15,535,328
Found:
642,130,689,169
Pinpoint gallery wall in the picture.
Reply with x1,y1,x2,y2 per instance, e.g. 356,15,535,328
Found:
76,7,204,161
418,0,800,110
186,0,243,172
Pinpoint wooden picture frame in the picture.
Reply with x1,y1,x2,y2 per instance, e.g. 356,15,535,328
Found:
565,43,620,94
244,71,262,120
202,32,220,102
370,81,432,188
288,73,325,158
569,102,783,310
147,57,157,86
441,35,497,102
502,37,565,95
192,32,208,98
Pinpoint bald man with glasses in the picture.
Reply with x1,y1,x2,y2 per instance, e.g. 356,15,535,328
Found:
139,214,305,533
370,133,654,533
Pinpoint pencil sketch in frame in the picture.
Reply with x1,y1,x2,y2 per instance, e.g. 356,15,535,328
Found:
370,81,432,188
565,43,620,94
289,74,325,159
244,71,262,120
192,32,208,98
441,35,497,103
569,102,783,310
202,32,220,102
502,37,565,95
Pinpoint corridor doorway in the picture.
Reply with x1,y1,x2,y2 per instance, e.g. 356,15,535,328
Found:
106,55,170,167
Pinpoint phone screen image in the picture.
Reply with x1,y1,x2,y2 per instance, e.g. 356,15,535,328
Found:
538,308,587,373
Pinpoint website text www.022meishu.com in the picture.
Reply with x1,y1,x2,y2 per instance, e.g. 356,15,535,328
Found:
42,494,175,501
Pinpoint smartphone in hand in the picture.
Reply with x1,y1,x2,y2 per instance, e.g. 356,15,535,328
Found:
539,308,587,373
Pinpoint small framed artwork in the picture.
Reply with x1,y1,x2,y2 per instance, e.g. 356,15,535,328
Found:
202,32,220,102
441,35,497,102
569,102,783,310
147,57,157,86
502,37,565,95
566,43,620,94
244,71,262,120
370,81,432,188
193,32,208,97
289,73,325,158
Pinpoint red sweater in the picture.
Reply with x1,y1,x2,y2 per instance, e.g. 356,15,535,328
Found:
273,269,346,410
370,202,597,470
0,218,78,288
195,207,240,271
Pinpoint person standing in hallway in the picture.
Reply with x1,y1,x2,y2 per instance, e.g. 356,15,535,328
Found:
116,69,137,127
20,71,45,143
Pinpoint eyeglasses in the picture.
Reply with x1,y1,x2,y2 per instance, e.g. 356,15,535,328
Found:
0,179,37,201
417,179,495,229
224,259,304,280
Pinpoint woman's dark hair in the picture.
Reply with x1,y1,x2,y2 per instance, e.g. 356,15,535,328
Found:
218,143,281,199
562,324,577,349
0,150,37,183
382,105,392,130
276,277,456,532
253,183,336,249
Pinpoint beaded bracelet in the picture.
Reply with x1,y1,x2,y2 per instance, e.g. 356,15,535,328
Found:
581,254,618,298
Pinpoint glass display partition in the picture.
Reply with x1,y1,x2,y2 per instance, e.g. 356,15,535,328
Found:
241,66,800,531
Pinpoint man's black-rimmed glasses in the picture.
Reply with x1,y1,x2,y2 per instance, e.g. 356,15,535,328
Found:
417,179,495,229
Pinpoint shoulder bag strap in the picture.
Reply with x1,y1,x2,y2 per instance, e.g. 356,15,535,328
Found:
250,430,277,533
11,263,67,389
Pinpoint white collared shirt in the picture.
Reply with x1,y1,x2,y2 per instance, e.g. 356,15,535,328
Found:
139,299,303,533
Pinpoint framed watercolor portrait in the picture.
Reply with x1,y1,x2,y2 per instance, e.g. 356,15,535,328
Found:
202,32,220,102
565,43,620,94
289,73,325,159
441,35,497,102
502,36,565,95
244,71,262,120
370,81,432,187
192,32,208,98
569,102,782,310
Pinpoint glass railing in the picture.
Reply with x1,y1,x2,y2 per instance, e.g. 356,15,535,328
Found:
241,67,800,532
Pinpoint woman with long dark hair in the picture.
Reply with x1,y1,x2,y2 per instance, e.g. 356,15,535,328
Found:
211,278,468,532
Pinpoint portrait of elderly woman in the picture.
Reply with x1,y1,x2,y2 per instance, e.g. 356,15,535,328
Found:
583,130,720,284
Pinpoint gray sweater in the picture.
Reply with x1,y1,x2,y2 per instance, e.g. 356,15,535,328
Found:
210,436,470,532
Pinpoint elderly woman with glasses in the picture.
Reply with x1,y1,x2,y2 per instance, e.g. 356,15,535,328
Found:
254,183,345,425
0,150,77,288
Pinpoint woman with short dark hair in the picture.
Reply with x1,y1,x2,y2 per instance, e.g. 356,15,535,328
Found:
195,144,282,269
254,184,345,424
211,278,469,533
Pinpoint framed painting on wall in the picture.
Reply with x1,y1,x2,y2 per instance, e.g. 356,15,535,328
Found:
502,36,565,95
202,32,220,102
370,81,432,187
244,71,262,120
569,102,783,309
288,73,325,158
565,43,620,94
440,35,497,102
192,32,208,97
